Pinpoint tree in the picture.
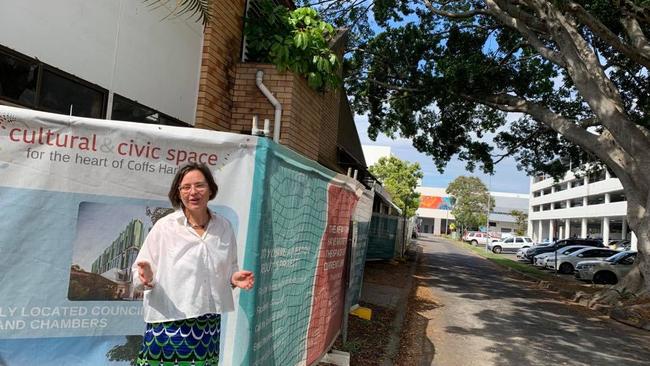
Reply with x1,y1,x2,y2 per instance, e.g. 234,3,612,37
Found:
510,209,528,236
245,1,341,90
143,0,212,25
369,156,423,218
446,176,494,232
301,0,650,301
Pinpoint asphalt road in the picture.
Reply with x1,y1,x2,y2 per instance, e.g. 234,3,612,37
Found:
415,235,650,366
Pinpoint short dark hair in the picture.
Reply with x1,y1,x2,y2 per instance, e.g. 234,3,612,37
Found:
168,163,218,209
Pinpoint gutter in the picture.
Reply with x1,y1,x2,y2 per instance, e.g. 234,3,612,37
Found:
255,70,282,143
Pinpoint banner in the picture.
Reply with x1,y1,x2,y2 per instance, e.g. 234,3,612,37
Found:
366,213,400,260
0,106,369,365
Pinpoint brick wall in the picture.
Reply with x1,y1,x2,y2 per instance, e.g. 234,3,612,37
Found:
194,1,347,173
231,64,326,163
195,0,246,130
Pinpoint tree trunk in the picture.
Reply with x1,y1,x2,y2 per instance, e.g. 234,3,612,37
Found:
592,194,650,306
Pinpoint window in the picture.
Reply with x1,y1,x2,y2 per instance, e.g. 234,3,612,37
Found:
0,49,37,105
555,201,567,209
40,68,105,118
587,194,605,205
571,178,585,188
533,191,542,197
610,191,626,203
112,94,188,127
543,188,552,195
588,170,606,183
524,238,533,243
503,238,514,243
515,238,524,243
542,203,551,211
569,198,583,207
0,45,107,118
532,205,540,212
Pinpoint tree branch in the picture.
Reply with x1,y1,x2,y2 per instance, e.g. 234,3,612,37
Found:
421,0,488,19
566,1,650,69
463,93,605,156
485,0,567,67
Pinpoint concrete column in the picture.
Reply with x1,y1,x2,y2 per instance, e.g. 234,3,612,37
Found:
549,220,555,241
605,193,610,204
527,219,533,237
583,196,588,206
559,226,564,240
566,199,571,208
605,169,611,180
622,220,628,240
584,176,589,185
564,219,570,239
581,218,588,238
602,217,610,245
434,217,442,235
538,220,544,241
631,232,638,251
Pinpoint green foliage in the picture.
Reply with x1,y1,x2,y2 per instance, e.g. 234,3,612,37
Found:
245,1,341,90
510,209,528,236
368,156,423,217
303,0,650,180
143,0,212,25
446,176,494,231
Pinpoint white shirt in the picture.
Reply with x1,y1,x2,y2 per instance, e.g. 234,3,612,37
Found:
132,209,239,323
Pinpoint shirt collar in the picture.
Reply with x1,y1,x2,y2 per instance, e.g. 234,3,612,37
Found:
173,208,215,227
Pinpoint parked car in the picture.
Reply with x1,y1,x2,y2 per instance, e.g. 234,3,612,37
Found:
517,242,553,260
545,247,620,274
575,251,637,284
488,236,534,254
523,238,603,263
608,239,631,251
464,232,492,246
532,245,588,268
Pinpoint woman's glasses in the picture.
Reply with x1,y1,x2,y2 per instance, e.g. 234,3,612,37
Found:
179,182,208,193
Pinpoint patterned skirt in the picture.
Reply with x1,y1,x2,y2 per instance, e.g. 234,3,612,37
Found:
136,313,221,366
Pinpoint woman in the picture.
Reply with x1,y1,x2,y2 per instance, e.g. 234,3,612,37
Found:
133,162,254,366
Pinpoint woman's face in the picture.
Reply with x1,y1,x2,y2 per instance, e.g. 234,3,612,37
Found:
178,169,211,211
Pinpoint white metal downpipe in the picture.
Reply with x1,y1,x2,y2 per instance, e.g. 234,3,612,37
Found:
255,70,282,142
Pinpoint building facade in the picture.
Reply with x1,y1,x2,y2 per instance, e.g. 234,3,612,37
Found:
527,170,638,250
416,186,529,236
0,0,368,177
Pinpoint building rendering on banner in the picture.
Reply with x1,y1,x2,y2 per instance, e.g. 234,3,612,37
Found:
527,170,638,250
416,186,529,236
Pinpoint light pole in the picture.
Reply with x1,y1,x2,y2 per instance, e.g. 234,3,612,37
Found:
485,175,492,253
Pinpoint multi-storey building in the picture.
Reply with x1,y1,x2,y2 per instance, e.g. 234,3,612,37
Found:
416,186,529,235
91,219,145,281
527,170,638,250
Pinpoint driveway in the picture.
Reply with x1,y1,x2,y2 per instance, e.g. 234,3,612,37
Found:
406,236,650,366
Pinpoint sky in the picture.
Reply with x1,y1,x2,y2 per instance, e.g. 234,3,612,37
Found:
355,114,532,194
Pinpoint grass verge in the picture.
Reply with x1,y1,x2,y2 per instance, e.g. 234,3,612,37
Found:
445,236,557,281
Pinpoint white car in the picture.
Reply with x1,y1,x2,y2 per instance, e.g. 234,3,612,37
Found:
575,251,637,284
464,232,492,246
532,245,588,267
546,247,620,274
488,236,534,254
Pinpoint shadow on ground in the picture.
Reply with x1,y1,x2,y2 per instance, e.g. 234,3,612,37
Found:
415,241,650,366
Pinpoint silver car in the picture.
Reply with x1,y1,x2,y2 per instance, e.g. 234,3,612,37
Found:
575,251,637,284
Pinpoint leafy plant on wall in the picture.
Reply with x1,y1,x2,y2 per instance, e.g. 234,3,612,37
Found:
143,0,212,25
245,1,341,90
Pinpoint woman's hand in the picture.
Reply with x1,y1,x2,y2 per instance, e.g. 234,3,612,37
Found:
231,270,255,290
137,261,155,288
